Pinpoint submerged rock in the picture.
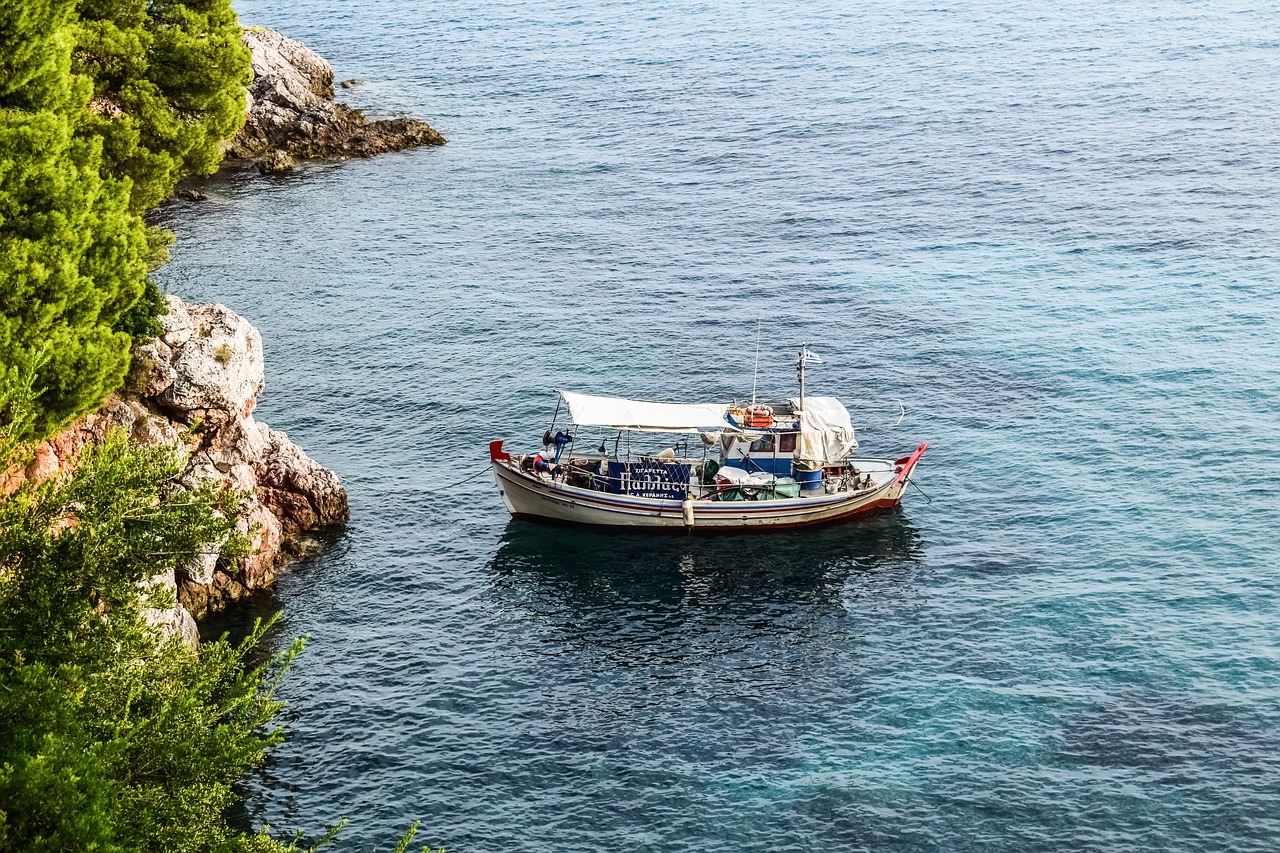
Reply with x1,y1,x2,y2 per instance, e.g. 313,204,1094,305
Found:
228,27,444,164
256,149,298,174
7,295,350,638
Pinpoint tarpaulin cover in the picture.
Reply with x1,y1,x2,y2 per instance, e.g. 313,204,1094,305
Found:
790,396,858,466
559,391,729,433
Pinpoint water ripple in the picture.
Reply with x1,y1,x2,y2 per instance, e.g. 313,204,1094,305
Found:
168,0,1280,849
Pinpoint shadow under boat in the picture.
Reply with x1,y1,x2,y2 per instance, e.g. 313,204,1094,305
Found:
487,508,926,612
485,512,927,677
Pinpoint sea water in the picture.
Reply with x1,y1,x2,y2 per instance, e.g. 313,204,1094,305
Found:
154,0,1280,849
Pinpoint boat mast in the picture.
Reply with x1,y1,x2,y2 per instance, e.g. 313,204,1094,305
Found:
751,317,762,406
797,343,806,412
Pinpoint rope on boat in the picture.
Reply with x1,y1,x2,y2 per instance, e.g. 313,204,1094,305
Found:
854,400,907,432
427,465,493,492
909,477,932,504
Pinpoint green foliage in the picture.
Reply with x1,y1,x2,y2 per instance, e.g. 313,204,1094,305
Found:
392,821,446,853
0,349,44,469
74,0,252,212
0,432,246,659
0,0,148,441
144,222,177,269
116,275,168,340
0,0,251,442
0,433,298,853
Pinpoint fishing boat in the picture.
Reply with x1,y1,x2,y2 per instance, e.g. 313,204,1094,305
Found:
488,348,927,530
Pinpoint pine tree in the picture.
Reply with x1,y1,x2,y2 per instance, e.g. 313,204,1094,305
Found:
0,0,148,441
75,0,252,212
0,0,251,440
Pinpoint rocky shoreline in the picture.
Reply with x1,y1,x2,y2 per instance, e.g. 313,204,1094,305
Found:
5,26,440,643
9,297,349,642
226,27,445,174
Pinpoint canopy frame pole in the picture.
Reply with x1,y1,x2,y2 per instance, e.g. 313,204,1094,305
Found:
548,393,563,436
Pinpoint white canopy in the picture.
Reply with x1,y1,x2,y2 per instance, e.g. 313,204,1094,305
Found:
790,396,858,465
559,391,729,433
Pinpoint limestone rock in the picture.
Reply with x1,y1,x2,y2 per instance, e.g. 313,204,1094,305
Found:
13,294,349,619
142,567,201,650
228,27,444,163
236,500,284,590
246,26,335,103
23,443,61,485
130,412,181,448
180,538,221,586
253,424,349,535
179,570,249,617
161,298,194,348
126,340,176,398
285,536,325,558
143,604,201,649
158,296,264,424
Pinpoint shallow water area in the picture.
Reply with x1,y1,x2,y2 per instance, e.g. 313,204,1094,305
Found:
159,1,1280,849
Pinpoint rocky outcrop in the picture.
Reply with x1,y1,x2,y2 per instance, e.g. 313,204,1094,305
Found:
8,296,349,643
143,568,201,649
227,27,444,170
256,149,298,175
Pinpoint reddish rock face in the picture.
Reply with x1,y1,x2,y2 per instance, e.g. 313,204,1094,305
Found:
252,427,348,534
24,443,61,484
3,397,177,495
10,295,349,629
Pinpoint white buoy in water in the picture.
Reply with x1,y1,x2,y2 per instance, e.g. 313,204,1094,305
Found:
682,497,695,527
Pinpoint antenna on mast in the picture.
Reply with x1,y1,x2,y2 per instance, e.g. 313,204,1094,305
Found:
751,317,762,405
797,343,821,412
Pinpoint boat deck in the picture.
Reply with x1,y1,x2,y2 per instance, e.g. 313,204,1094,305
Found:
509,455,899,503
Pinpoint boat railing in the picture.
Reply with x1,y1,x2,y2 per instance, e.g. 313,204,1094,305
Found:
505,441,897,503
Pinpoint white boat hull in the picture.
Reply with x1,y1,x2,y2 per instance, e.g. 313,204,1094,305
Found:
490,442,927,531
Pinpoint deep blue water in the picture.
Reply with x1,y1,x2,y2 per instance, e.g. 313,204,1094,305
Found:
156,1,1280,850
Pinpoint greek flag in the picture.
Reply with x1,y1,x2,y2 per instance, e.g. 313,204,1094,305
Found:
801,347,823,365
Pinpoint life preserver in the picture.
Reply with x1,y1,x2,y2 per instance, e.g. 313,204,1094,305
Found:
744,405,773,428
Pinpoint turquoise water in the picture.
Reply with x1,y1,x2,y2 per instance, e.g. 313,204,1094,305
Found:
157,1,1280,849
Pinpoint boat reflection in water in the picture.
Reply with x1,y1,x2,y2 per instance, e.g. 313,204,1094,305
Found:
486,512,925,679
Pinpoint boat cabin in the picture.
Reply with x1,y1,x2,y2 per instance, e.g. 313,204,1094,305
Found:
506,390,868,502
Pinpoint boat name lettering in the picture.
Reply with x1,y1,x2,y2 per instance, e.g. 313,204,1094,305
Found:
606,461,691,500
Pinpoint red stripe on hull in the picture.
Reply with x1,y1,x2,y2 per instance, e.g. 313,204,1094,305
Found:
491,441,922,532
509,498,902,533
